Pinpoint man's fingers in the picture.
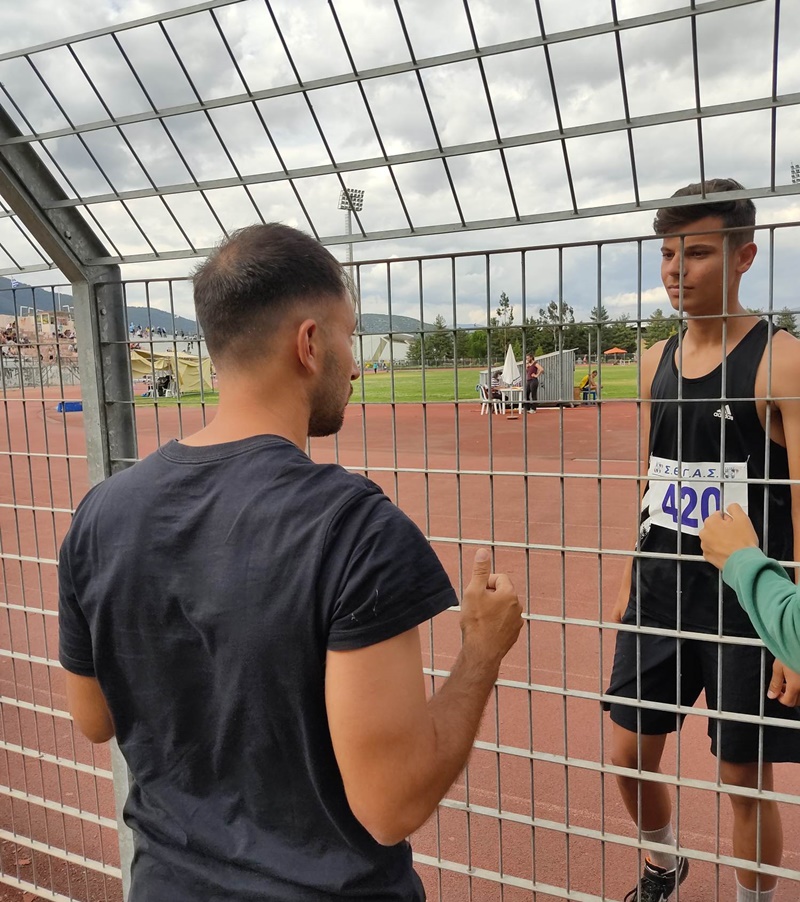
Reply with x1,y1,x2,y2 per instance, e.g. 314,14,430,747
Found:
469,547,492,588
492,573,516,595
726,503,746,520
768,658,785,700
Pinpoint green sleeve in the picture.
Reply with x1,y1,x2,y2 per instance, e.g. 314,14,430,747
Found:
722,547,800,668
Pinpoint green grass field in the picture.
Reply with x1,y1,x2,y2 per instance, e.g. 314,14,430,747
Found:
134,365,642,407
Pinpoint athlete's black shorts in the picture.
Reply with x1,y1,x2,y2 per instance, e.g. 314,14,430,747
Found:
605,607,800,763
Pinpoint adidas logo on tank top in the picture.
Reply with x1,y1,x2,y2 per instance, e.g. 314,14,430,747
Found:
713,404,734,420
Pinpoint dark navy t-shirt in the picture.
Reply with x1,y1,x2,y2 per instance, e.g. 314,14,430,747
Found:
58,435,457,901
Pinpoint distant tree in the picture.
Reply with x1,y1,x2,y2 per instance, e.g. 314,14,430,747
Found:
539,300,575,351
405,333,423,365
646,308,680,347
490,292,515,358
424,314,455,364
404,315,453,365
775,307,799,337
455,328,472,361
468,329,489,362
521,315,546,357
605,313,638,353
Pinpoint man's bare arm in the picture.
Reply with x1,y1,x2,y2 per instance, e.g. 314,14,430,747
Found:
763,331,800,705
325,549,522,846
64,672,115,743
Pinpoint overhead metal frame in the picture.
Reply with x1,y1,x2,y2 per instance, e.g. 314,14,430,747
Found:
0,0,792,278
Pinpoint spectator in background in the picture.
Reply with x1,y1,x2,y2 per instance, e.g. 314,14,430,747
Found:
524,354,543,414
579,370,598,403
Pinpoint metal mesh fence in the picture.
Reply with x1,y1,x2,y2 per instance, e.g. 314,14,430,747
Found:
0,284,122,901
5,219,800,899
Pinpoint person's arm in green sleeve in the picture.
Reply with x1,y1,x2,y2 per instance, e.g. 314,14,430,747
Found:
722,546,800,671
700,504,800,671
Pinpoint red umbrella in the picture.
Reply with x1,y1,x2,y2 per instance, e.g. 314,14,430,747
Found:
603,347,627,355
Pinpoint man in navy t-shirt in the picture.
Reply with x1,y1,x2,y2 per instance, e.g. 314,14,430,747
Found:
59,223,523,900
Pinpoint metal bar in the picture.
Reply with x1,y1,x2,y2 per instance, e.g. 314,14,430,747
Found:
57,188,800,266
393,0,467,227
326,0,415,232
1,740,113,779
611,0,640,205
0,0,763,87
263,0,369,240
26,93,800,207
534,0,578,213
0,828,122,878
0,106,106,281
0,783,118,829
461,0,520,220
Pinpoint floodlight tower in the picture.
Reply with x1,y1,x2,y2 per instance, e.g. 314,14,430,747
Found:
791,162,800,184
337,187,365,268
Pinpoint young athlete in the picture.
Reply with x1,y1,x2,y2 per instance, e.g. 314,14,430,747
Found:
606,179,800,901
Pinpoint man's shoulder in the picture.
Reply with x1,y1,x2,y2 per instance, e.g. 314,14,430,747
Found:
767,327,800,367
311,463,388,518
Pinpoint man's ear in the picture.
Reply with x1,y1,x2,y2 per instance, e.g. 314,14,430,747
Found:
734,241,757,274
296,318,322,375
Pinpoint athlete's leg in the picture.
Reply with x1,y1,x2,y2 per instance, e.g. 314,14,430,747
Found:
720,760,780,892
611,724,671,829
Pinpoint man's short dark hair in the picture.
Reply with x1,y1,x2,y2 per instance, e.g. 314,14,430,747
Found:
653,178,756,248
192,223,348,361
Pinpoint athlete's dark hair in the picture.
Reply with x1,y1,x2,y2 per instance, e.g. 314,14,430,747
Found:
653,178,756,248
192,223,349,362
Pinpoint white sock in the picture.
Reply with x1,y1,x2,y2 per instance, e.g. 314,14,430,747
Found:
736,878,776,902
640,823,677,871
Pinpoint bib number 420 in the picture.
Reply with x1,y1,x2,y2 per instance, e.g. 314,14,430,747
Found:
661,483,721,529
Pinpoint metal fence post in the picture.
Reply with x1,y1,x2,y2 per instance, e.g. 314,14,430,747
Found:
0,100,138,899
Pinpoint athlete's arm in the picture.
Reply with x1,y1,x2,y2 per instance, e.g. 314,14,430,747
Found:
611,341,664,623
763,331,800,705
64,672,115,743
325,549,522,846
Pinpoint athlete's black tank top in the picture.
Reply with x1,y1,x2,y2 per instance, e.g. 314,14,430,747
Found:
633,319,793,636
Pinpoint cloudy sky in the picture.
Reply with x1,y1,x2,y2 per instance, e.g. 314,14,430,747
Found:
0,0,799,328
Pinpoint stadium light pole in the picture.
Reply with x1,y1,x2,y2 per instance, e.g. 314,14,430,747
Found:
791,162,800,184
337,187,365,269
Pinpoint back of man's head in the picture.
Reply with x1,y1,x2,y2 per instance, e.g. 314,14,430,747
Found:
193,223,347,364
653,178,756,248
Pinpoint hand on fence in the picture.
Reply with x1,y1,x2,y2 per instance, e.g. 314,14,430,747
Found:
769,659,800,707
460,548,523,665
698,503,759,570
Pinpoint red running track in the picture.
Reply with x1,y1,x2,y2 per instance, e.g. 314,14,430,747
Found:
1,391,798,901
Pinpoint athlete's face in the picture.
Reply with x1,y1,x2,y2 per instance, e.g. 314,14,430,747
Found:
660,215,756,316
307,296,360,438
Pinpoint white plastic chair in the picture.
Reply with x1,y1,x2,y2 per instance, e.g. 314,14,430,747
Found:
479,384,502,415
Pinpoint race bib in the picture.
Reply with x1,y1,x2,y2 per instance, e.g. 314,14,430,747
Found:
647,455,749,537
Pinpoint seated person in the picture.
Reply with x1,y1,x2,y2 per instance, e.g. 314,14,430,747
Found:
578,370,598,402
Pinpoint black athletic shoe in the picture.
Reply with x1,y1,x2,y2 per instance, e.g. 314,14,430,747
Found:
623,857,689,902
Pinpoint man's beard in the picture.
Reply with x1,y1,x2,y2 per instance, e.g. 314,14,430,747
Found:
307,353,350,438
